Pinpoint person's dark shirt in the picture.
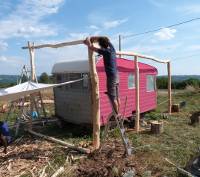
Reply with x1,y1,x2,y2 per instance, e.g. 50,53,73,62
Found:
97,42,117,78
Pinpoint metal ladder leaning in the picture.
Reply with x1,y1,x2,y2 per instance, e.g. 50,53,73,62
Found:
102,94,133,156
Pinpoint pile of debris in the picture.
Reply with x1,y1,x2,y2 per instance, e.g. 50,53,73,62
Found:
76,139,137,177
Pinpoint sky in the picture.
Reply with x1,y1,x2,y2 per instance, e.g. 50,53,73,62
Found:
0,0,200,76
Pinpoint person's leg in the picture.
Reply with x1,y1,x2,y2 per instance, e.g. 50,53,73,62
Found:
115,83,120,113
0,134,7,154
111,97,119,114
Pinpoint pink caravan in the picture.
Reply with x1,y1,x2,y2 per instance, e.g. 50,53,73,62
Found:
52,57,158,126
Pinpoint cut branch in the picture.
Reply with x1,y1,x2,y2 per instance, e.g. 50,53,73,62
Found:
27,130,90,154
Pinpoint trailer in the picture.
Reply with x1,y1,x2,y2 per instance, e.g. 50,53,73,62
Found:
52,57,157,125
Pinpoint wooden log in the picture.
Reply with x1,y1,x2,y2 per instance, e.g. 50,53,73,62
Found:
88,48,100,150
151,121,164,134
171,104,180,112
116,51,169,63
134,56,140,132
167,62,172,114
22,40,84,49
27,129,90,154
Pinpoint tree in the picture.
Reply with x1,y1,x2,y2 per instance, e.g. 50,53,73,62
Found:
39,72,49,83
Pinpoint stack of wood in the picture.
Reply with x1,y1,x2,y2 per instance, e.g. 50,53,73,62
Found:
150,121,164,134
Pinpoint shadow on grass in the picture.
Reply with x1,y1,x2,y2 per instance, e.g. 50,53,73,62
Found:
35,122,93,141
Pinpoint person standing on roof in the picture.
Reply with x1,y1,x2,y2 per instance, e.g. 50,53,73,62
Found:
84,36,120,114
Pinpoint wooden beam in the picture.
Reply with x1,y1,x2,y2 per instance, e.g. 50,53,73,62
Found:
134,56,140,132
167,62,172,114
88,48,100,150
22,40,84,49
116,51,169,64
28,129,90,154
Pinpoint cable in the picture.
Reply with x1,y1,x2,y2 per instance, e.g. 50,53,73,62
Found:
123,17,200,39
172,53,200,62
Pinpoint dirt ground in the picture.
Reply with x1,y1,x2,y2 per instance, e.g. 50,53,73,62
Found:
0,136,55,177
0,135,151,177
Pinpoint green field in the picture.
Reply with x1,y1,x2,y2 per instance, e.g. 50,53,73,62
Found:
1,89,200,176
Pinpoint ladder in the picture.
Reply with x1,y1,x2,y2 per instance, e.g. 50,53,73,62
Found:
102,94,133,156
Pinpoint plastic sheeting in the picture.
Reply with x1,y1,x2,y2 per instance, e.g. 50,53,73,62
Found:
0,79,83,102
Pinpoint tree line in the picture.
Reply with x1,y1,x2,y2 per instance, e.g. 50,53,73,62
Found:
1,73,200,89
0,72,54,88
157,77,200,89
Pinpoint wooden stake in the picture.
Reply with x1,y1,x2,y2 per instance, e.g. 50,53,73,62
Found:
167,62,172,114
88,48,100,150
134,56,140,132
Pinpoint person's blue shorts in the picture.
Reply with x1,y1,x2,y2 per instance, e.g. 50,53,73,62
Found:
107,76,119,102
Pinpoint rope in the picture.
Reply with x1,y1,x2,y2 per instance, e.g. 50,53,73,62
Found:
157,99,169,106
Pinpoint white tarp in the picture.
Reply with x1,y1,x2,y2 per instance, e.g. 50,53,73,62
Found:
0,79,83,102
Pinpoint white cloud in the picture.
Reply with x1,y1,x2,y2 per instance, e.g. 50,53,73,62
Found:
89,25,99,30
103,18,128,30
0,56,8,62
187,45,200,51
126,43,181,54
154,28,177,40
69,32,89,39
0,55,22,64
0,41,8,50
0,0,65,39
177,4,200,14
149,0,166,7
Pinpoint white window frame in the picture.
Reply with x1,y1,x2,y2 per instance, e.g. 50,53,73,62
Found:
147,75,156,92
128,73,135,89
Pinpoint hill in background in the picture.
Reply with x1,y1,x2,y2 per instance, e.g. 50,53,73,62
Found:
158,75,200,82
0,75,19,83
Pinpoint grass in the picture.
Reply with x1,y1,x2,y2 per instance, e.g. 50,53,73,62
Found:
127,89,200,176
1,89,200,176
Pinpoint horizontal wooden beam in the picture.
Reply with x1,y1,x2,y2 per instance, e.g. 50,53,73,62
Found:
116,51,169,64
22,40,84,49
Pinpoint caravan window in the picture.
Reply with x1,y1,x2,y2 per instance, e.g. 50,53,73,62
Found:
128,73,135,89
147,75,155,91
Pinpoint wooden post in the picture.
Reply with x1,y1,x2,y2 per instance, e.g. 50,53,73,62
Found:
28,42,36,82
119,35,122,58
28,41,36,129
134,56,140,132
167,62,172,114
88,48,100,150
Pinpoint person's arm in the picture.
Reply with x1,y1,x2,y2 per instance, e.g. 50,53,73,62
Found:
84,37,99,53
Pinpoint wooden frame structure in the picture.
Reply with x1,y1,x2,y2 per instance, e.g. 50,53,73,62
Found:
116,51,171,132
22,38,171,149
